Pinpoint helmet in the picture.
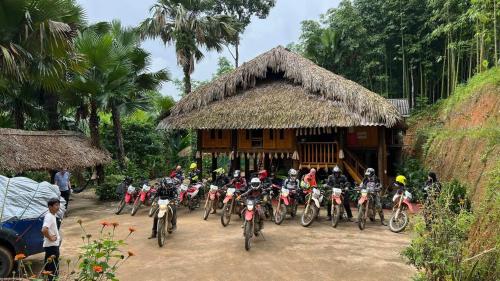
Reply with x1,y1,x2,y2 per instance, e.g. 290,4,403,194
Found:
233,170,241,178
395,175,407,186
176,165,182,170
365,168,375,177
310,168,316,175
214,168,225,176
250,178,261,189
162,177,174,186
190,163,197,169
288,169,298,177
333,166,341,175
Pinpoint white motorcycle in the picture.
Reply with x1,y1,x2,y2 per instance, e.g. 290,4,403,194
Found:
301,187,324,227
157,198,175,247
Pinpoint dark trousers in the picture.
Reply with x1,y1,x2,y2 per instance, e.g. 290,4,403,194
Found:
152,206,177,233
60,190,70,209
44,246,60,281
327,196,353,218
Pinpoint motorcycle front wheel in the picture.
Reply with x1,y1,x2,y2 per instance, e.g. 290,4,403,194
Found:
115,198,126,215
220,202,232,227
157,215,166,247
131,198,142,216
332,204,341,228
274,204,287,225
148,200,158,217
244,221,253,251
203,200,213,220
358,204,366,230
389,211,408,233
301,204,318,227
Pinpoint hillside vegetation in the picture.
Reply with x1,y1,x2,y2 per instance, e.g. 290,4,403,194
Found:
404,67,499,280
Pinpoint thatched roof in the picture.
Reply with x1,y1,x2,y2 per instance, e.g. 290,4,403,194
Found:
0,129,112,173
159,46,402,130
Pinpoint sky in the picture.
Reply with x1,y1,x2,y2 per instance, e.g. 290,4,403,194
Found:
77,0,340,100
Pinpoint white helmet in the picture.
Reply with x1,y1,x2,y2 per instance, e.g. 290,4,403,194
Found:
233,170,241,178
250,177,261,190
288,168,298,177
333,166,341,174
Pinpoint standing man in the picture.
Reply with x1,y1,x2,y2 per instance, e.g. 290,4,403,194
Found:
54,167,71,210
42,198,61,281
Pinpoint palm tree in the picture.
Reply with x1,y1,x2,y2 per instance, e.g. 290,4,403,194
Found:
0,0,84,129
139,0,237,95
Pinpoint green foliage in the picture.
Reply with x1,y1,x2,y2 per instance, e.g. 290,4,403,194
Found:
403,181,479,281
396,158,429,202
96,172,124,201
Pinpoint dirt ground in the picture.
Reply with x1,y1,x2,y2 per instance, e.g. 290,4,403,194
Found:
26,193,416,281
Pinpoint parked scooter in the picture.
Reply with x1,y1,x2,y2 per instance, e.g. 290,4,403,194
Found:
115,178,139,215
243,198,264,251
389,187,418,232
157,198,176,247
131,180,157,216
274,184,298,225
357,182,379,230
203,185,221,220
300,187,324,227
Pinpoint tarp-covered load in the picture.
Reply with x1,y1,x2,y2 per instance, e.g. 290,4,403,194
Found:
0,176,66,223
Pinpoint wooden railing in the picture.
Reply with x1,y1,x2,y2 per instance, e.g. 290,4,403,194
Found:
342,149,367,184
299,142,338,167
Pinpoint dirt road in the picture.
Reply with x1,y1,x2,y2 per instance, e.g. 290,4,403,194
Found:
28,193,415,281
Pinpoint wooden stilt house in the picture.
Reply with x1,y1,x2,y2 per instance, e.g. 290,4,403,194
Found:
158,46,405,186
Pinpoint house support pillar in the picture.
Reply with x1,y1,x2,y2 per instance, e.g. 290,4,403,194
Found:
244,154,250,180
211,153,217,181
230,130,238,174
377,127,387,187
196,130,203,176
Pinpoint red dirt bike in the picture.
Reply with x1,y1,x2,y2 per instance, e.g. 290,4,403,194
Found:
115,181,139,215
131,181,157,216
220,186,244,227
243,198,264,251
274,185,298,225
178,179,203,211
357,182,380,230
330,183,349,228
389,188,418,233
203,184,221,220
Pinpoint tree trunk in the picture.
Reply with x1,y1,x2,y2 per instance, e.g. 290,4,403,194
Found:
183,63,192,95
111,103,126,169
495,0,498,66
13,104,25,129
235,38,240,68
43,91,60,130
89,98,104,184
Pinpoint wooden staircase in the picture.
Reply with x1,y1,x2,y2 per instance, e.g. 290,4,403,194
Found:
342,149,366,185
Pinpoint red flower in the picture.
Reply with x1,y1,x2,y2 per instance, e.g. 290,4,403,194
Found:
111,222,119,228
128,227,136,233
93,265,103,273
100,221,110,227
14,253,26,260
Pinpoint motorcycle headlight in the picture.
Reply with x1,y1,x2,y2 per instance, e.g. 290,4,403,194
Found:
247,204,254,211
332,188,342,196
281,188,289,196
404,191,413,200
210,185,218,191
226,188,236,196
143,184,150,192
361,189,368,196
313,188,321,195
180,184,188,191
127,185,135,193
158,199,169,210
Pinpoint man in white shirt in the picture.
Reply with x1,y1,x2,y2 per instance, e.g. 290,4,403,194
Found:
42,198,61,280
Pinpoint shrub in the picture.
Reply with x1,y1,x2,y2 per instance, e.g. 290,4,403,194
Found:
96,174,124,201
396,158,428,202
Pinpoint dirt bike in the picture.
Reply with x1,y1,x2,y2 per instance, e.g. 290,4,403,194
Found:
330,183,349,228
357,182,379,230
203,185,221,220
274,185,298,225
261,187,274,220
115,182,139,215
301,187,324,227
243,198,263,251
157,198,176,247
220,186,244,227
178,180,202,211
131,181,156,216
389,188,418,233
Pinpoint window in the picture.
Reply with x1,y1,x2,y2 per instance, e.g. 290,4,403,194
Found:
279,129,285,140
269,130,274,140
251,129,263,148
218,130,223,139
210,130,215,139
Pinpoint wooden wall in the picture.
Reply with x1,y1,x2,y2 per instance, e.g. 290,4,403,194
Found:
346,126,379,148
202,129,295,151
201,129,231,149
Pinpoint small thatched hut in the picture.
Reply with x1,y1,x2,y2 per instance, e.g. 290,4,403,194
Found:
159,46,406,185
0,129,111,174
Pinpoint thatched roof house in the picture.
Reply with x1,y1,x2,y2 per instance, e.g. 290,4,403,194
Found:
0,129,111,173
158,46,406,185
159,46,402,130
